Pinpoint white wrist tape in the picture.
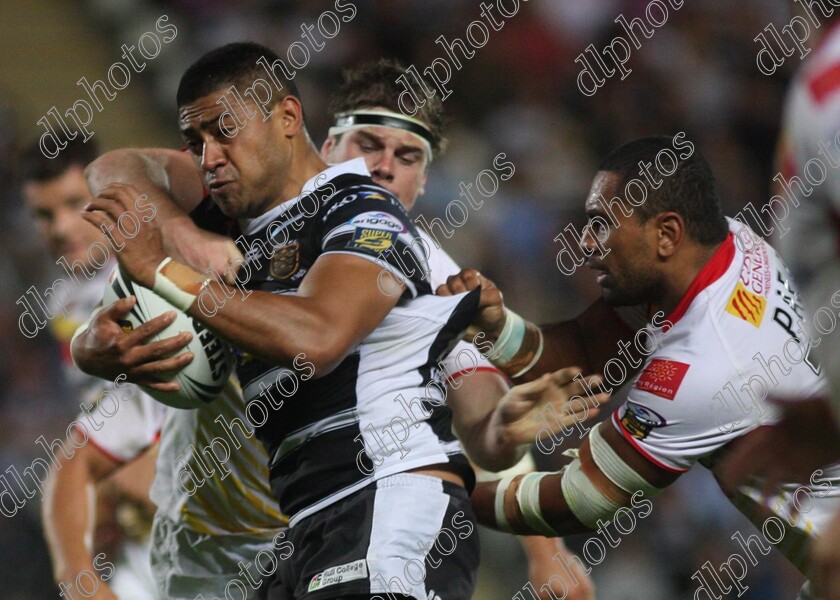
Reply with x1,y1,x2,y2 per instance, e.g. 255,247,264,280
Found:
512,327,544,379
488,308,526,367
153,257,197,311
516,472,558,536
494,475,517,534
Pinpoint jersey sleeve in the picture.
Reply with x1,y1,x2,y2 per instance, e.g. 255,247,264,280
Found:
81,384,167,464
316,187,432,298
440,340,503,386
610,353,748,473
421,235,502,380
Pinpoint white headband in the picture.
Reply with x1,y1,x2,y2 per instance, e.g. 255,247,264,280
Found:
328,109,435,161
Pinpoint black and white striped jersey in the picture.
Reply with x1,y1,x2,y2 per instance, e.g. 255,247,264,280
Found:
204,158,479,525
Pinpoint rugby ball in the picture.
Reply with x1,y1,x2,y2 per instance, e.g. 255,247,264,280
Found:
102,266,235,409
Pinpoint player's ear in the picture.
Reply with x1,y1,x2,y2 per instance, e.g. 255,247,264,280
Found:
320,136,336,162
271,95,304,138
417,171,428,197
655,212,684,258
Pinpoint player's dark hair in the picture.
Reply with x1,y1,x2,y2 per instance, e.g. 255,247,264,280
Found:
599,136,728,245
18,134,99,182
177,42,300,110
329,58,446,156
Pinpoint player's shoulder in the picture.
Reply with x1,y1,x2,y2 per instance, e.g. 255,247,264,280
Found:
637,309,736,405
316,159,405,218
684,222,788,344
614,347,725,472
708,226,775,329
713,229,801,349
802,24,840,106
628,334,733,420
321,179,406,224
619,343,761,464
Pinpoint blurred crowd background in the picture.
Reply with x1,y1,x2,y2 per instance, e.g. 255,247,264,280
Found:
0,0,812,597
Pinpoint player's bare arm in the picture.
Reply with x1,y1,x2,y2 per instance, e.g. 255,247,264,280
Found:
83,182,405,375
470,420,680,537
86,147,242,281
449,367,607,472
73,148,244,386
719,397,840,498
438,268,640,382
188,253,403,374
42,432,125,600
448,369,514,472
523,536,596,600
86,147,204,212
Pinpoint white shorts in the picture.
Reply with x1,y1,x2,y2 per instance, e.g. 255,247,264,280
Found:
151,514,279,600
263,473,480,600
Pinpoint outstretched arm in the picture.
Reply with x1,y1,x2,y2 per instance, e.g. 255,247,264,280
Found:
521,536,596,600
43,383,161,598
471,420,680,537
437,269,644,383
73,149,239,385
452,368,607,472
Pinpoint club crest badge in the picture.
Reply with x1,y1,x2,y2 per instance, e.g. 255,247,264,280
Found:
270,243,300,280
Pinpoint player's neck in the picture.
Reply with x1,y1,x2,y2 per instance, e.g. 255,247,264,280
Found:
268,143,328,212
654,240,725,317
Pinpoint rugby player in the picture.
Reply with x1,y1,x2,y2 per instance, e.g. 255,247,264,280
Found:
35,144,289,600
19,136,161,599
73,43,602,600
440,137,840,597
66,59,598,600
719,12,840,599
320,59,595,600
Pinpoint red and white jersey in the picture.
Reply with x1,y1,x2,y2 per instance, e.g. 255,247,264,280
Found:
50,265,162,599
612,220,840,572
775,21,840,421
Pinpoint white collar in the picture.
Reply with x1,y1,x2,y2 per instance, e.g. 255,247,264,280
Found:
239,158,370,235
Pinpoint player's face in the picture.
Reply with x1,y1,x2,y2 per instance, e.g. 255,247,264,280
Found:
23,166,103,268
179,88,290,218
582,171,663,306
321,124,428,211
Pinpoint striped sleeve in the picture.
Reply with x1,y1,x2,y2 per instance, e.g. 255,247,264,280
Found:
317,188,432,298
